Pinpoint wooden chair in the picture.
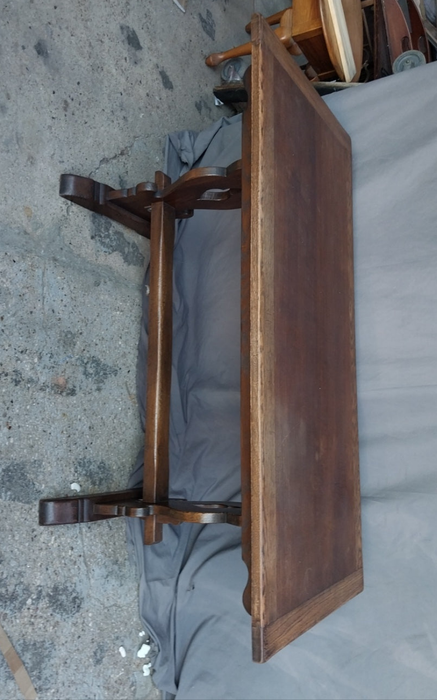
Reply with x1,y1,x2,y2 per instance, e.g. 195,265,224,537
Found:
206,0,363,82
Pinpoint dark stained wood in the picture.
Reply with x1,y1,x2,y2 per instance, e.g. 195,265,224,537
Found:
60,174,152,238
407,0,430,60
39,491,241,526
106,180,158,217
39,488,143,525
240,70,252,617
94,500,241,526
60,164,243,236
243,14,362,663
143,172,175,545
108,163,242,214
213,83,249,106
374,0,392,77
253,570,363,660
156,161,242,211
45,15,363,663
382,0,412,62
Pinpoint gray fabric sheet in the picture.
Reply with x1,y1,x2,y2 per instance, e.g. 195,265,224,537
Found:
127,63,437,699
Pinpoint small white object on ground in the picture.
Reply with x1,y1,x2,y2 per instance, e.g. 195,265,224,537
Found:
172,0,187,11
139,631,146,637
142,662,152,676
119,646,126,658
70,482,81,492
137,643,151,658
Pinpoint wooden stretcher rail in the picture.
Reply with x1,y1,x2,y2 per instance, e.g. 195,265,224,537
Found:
39,490,242,526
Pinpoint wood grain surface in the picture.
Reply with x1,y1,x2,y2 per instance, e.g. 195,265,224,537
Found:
382,0,412,62
143,171,175,544
242,15,362,663
320,0,362,81
0,623,37,700
241,69,253,617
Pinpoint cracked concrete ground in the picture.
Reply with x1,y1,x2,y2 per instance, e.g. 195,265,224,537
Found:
0,1,283,698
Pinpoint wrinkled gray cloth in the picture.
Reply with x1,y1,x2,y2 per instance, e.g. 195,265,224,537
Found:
127,63,437,699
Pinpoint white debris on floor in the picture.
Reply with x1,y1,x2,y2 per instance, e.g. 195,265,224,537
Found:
70,482,81,492
119,646,127,658
137,643,151,658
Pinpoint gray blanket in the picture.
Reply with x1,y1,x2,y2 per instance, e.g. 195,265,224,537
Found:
127,62,437,699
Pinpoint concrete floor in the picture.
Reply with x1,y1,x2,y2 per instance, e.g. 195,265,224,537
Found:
0,1,283,698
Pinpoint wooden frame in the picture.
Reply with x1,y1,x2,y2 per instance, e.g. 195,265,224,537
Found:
39,15,362,662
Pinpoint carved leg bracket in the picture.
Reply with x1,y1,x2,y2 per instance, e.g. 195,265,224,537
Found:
39,488,143,526
39,490,241,529
60,159,242,237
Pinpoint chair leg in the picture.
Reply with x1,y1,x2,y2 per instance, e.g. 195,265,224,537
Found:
206,9,294,67
206,39,254,67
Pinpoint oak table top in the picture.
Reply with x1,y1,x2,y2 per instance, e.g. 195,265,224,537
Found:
241,16,363,662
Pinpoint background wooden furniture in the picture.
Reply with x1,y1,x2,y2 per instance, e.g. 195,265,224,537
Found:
374,0,430,77
206,0,363,82
39,15,363,662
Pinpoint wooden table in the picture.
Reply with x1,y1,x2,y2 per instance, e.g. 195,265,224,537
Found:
39,15,363,663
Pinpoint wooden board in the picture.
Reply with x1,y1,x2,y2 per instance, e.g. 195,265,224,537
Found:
320,0,358,82
320,0,363,81
241,15,363,663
